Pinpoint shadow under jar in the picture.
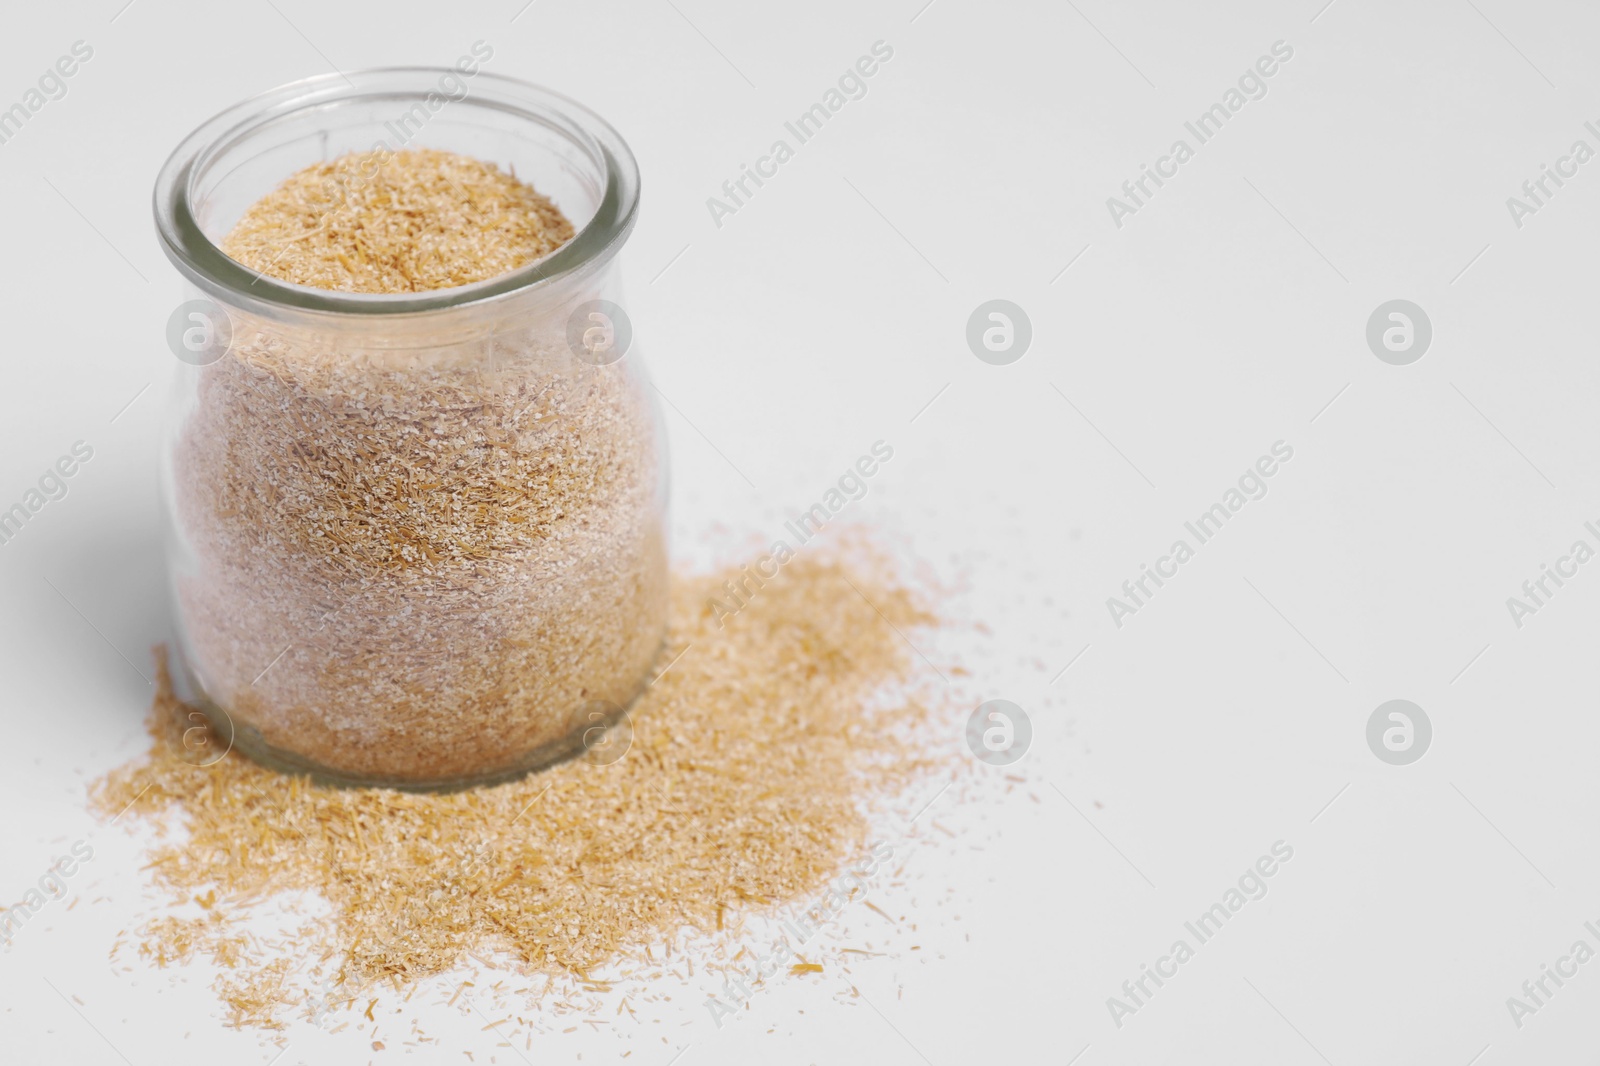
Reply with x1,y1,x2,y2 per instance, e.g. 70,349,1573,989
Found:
152,69,668,790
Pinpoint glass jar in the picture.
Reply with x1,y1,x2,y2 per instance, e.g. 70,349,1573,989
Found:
152,69,668,790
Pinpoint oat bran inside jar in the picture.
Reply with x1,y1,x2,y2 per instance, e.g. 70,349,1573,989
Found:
156,87,667,789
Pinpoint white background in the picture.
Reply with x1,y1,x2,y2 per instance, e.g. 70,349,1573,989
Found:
2,0,1599,1062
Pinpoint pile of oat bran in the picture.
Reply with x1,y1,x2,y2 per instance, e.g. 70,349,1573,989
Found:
95,552,953,1030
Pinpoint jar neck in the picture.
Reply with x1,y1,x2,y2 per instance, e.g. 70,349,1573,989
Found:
154,68,639,323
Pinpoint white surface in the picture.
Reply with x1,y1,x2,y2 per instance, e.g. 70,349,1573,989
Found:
2,0,1599,1062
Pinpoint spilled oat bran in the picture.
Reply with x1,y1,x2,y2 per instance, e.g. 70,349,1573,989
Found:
94,550,955,1029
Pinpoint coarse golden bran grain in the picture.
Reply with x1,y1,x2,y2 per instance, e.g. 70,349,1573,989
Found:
220,148,574,294
173,148,665,784
95,550,954,1031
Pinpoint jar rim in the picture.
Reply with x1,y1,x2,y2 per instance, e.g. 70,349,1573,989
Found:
152,67,640,318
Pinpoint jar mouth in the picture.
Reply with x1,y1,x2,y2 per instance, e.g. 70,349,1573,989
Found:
153,68,640,318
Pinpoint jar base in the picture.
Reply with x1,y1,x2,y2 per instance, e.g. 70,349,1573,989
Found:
175,654,655,793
